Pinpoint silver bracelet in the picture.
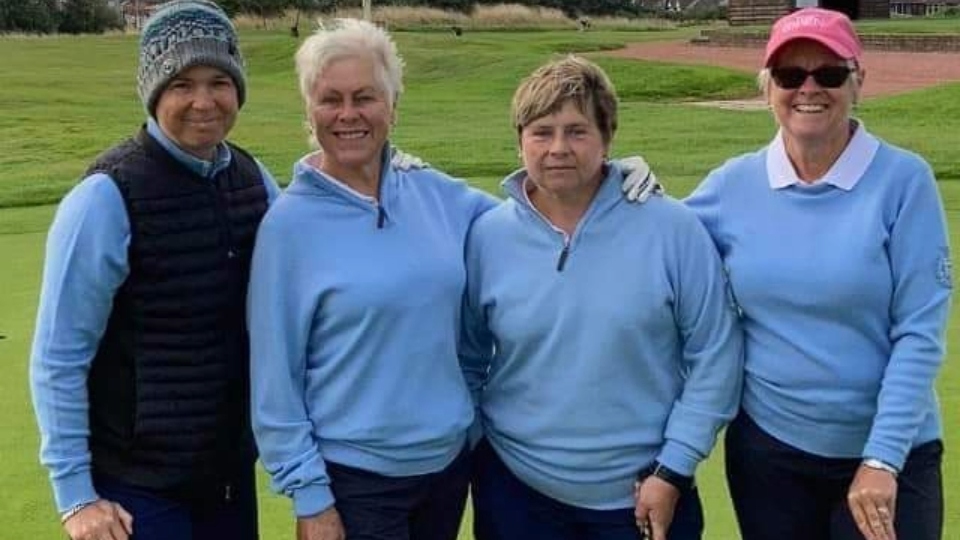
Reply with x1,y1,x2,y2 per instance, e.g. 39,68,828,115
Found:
862,458,899,477
60,500,95,524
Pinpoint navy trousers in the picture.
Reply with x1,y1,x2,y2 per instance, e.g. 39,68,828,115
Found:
93,465,258,540
472,439,704,540
326,445,471,540
725,412,943,540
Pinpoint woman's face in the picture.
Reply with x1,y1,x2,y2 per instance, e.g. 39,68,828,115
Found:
520,100,609,201
308,55,394,176
768,40,861,147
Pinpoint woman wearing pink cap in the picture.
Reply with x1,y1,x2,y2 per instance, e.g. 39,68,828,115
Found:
626,7,948,540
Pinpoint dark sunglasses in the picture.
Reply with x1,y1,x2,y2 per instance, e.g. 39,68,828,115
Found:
770,65,855,89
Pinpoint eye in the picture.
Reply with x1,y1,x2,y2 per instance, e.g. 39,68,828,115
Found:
529,128,552,139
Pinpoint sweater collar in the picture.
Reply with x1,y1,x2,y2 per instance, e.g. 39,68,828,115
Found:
146,118,232,180
291,144,398,208
501,161,625,230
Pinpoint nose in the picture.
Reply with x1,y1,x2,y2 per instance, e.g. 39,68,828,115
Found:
338,99,360,120
797,72,821,92
191,85,216,109
548,133,570,155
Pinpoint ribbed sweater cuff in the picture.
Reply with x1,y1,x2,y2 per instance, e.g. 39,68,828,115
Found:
293,483,335,518
656,440,700,478
52,472,98,514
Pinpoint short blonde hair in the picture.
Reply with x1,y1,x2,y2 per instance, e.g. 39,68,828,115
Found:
511,55,618,145
295,18,404,110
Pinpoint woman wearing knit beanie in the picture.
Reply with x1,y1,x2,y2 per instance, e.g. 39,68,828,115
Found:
30,2,280,539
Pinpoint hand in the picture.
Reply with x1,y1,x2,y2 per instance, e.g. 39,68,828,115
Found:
847,465,898,540
617,155,663,203
297,507,346,540
62,499,133,540
390,146,428,170
634,475,680,540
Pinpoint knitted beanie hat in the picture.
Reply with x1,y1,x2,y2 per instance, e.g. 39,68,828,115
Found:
137,0,246,116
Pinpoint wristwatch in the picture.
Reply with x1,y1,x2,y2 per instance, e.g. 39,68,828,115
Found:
651,461,694,492
862,458,899,477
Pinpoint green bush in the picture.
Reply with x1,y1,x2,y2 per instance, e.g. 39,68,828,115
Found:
58,0,123,34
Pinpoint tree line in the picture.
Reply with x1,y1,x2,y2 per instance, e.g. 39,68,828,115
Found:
0,0,123,34
218,0,646,18
0,0,654,35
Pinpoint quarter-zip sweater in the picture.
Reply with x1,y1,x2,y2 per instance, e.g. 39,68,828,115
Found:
460,163,743,510
248,148,498,518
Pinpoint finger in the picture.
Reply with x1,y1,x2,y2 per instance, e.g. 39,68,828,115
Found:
650,516,668,540
115,504,134,534
105,518,131,540
848,495,875,540
878,506,896,540
634,503,648,522
633,173,651,200
635,501,651,527
859,502,886,540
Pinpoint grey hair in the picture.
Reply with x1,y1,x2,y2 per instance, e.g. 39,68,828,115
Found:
295,18,404,111
757,59,861,102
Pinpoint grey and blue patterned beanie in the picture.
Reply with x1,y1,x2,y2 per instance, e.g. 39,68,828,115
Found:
137,0,246,116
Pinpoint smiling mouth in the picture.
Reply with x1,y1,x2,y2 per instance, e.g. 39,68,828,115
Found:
186,118,222,126
792,104,827,113
335,130,368,140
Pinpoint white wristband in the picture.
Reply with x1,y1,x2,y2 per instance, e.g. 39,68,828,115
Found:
862,458,899,477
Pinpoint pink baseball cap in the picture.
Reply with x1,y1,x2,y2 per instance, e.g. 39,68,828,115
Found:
764,8,863,66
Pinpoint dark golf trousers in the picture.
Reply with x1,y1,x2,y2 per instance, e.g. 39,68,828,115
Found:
93,465,258,540
472,438,704,540
326,444,471,540
725,412,943,540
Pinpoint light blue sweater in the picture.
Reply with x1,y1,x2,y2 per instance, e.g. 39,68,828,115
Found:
29,119,280,514
685,127,951,470
460,163,744,510
248,148,498,518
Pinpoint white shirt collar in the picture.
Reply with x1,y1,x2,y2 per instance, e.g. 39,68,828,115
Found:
766,120,879,191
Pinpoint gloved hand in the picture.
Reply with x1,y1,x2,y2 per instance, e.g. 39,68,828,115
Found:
390,146,428,170
616,156,664,203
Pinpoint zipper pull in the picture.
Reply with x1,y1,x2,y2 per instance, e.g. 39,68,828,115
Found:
377,206,386,229
556,245,569,272
225,484,232,502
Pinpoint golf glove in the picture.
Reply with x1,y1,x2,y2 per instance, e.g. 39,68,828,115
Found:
391,146,428,170
617,156,664,203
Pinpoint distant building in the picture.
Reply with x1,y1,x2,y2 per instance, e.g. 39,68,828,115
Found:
890,0,960,15
727,0,890,25
119,0,165,29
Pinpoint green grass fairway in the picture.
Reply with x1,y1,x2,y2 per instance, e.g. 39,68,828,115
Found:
1,22,958,539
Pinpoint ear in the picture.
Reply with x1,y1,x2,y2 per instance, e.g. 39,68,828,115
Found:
852,67,866,106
